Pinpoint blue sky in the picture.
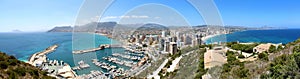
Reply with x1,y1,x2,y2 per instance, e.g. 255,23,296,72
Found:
0,0,300,32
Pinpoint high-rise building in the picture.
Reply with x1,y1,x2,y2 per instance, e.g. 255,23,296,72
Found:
167,37,172,42
170,42,177,55
192,34,202,46
183,35,192,45
176,32,180,40
164,41,170,52
159,38,165,51
172,36,177,42
136,35,142,44
162,31,166,38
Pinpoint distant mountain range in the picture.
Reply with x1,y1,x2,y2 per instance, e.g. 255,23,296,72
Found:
47,22,168,32
47,22,280,32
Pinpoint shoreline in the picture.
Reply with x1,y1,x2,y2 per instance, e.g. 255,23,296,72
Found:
202,33,224,42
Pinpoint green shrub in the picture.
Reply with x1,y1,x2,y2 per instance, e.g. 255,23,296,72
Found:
238,54,245,58
269,45,277,53
0,61,8,69
13,67,26,76
8,59,18,66
7,71,18,79
258,52,268,61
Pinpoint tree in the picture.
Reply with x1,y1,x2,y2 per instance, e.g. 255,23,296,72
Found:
227,54,237,64
293,52,300,68
0,61,8,69
226,51,235,56
269,45,277,53
293,46,300,53
258,52,268,61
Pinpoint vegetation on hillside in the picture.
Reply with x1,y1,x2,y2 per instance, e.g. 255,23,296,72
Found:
227,42,258,53
219,38,300,79
194,48,207,79
0,52,55,79
261,45,300,78
158,45,208,79
220,51,249,78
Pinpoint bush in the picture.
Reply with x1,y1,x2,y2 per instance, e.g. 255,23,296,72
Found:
234,67,249,78
293,46,300,53
230,43,258,53
14,67,27,76
226,51,235,56
0,61,8,69
269,45,277,53
293,52,300,68
227,54,237,64
238,54,245,58
8,59,19,66
7,70,18,79
258,52,268,61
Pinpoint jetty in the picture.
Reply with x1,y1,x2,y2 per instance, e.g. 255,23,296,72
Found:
28,44,58,66
72,44,110,54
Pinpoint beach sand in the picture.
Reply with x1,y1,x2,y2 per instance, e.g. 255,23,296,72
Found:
201,34,223,42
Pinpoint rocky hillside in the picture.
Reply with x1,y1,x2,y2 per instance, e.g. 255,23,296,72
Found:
214,38,300,79
0,52,55,79
47,26,73,32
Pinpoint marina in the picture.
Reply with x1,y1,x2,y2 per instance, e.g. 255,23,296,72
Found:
72,60,90,70
112,53,142,60
70,47,149,77
77,70,107,79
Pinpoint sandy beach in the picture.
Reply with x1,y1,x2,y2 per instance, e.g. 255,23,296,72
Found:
201,33,223,42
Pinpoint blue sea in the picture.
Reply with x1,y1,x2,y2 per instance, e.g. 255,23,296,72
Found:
0,32,127,75
206,29,300,44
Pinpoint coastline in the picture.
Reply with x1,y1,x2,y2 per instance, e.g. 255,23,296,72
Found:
202,33,224,42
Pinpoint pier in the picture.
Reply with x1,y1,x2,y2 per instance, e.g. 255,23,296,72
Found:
72,44,110,54
28,44,58,66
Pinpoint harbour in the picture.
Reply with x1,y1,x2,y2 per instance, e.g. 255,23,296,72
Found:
27,45,77,78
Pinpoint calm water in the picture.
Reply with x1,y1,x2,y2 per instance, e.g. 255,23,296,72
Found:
0,32,125,75
206,29,300,44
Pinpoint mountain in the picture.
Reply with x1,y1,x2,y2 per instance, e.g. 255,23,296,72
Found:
47,26,73,32
12,29,23,33
48,22,118,32
136,23,168,31
0,52,55,79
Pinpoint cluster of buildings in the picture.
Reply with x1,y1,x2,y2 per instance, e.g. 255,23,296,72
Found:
127,31,205,55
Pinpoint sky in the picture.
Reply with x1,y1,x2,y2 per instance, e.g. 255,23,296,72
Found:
0,0,300,32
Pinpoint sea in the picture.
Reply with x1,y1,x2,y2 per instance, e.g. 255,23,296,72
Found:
205,29,300,44
0,32,132,75
1,29,300,75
